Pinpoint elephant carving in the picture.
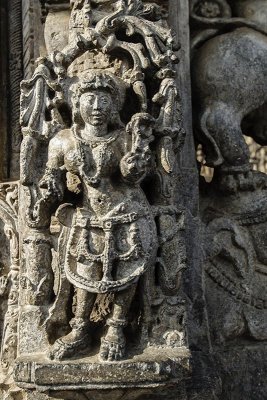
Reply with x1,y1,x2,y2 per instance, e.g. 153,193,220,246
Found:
201,186,267,344
191,0,267,191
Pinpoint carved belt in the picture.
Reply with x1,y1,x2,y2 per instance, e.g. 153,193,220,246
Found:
75,210,140,229
71,210,145,282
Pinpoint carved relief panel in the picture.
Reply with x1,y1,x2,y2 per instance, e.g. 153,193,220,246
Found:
9,0,192,396
2,0,266,399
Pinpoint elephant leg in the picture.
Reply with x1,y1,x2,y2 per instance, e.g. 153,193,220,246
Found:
202,104,267,192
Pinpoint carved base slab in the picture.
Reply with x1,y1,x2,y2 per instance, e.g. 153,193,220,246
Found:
14,347,190,391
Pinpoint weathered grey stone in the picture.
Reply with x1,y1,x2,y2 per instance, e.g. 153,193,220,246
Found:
3,0,191,398
190,1,267,398
0,0,267,399
14,347,190,390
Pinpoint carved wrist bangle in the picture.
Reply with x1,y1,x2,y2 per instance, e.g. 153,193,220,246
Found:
70,318,90,331
106,318,127,327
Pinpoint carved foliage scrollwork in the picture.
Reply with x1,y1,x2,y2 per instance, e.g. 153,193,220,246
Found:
0,184,19,380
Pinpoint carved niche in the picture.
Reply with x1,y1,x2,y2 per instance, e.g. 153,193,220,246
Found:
12,0,189,394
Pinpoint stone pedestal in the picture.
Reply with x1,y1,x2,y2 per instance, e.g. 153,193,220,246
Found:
14,347,190,392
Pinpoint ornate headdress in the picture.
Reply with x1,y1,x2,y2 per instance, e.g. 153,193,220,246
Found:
71,70,126,128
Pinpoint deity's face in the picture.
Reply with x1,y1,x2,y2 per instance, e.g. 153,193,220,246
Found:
80,90,113,127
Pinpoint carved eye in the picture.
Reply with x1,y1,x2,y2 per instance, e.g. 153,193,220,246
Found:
101,96,109,104
86,95,94,103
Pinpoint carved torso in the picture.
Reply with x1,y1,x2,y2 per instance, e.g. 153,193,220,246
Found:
47,128,157,292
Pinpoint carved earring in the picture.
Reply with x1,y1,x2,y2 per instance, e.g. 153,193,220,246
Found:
110,111,121,127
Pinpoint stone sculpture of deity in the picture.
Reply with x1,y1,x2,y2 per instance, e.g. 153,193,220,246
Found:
16,2,187,391
38,70,157,361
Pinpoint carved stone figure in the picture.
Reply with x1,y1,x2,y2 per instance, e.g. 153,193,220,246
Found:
13,0,188,394
39,71,157,361
3,0,267,398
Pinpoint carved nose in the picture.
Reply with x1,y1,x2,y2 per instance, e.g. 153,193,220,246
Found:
93,98,100,110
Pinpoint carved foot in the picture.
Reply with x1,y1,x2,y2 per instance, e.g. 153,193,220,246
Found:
99,325,126,362
50,332,91,361
49,319,91,361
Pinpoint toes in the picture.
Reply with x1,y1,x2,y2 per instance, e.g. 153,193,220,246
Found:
50,341,67,361
99,347,108,361
49,346,63,361
108,348,116,362
99,340,125,362
99,340,109,361
114,348,123,361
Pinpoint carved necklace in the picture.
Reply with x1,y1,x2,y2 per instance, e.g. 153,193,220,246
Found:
73,127,119,187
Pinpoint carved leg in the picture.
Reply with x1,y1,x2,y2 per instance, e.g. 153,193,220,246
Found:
100,284,137,362
50,289,96,360
202,105,267,191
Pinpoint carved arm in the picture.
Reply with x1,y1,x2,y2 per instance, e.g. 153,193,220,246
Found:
120,113,155,183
